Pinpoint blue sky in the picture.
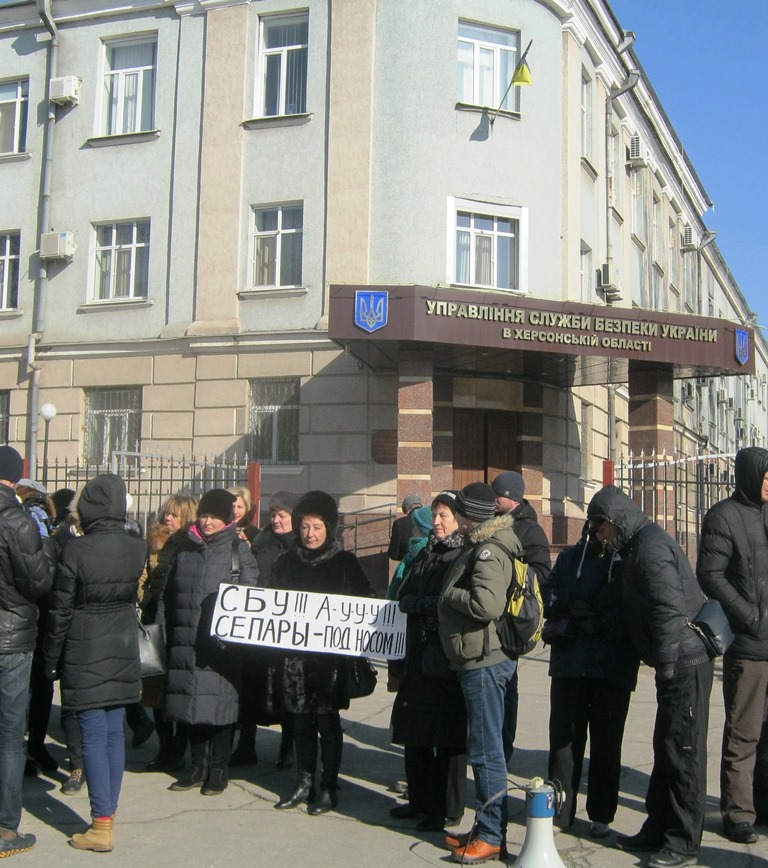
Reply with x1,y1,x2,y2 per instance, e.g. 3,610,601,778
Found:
609,0,768,341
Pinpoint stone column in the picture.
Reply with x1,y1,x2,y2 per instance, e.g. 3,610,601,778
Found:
397,352,433,508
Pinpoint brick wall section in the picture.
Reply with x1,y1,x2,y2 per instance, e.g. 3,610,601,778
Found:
397,353,433,508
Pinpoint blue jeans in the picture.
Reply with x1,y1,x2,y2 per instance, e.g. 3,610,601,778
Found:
0,652,33,832
457,657,517,846
78,707,126,819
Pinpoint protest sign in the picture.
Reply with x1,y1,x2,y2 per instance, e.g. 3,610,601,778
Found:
211,585,407,660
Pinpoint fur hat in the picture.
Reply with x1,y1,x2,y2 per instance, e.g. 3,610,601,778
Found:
455,482,497,522
51,488,76,522
0,446,24,484
269,490,301,514
431,490,458,514
491,471,525,503
401,494,423,514
197,488,236,524
292,490,339,538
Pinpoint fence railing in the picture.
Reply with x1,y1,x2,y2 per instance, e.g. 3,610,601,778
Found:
614,450,736,564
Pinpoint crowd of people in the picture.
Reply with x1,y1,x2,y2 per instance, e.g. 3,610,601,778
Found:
0,443,767,867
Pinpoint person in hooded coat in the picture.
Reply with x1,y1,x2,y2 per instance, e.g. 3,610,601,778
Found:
586,485,712,868
161,488,259,796
269,490,374,816
697,446,768,845
43,473,148,853
542,522,638,837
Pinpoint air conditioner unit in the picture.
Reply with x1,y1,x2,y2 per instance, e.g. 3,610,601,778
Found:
40,231,76,259
716,389,727,404
598,262,621,299
727,397,735,410
737,426,746,440
681,225,696,251
49,76,82,106
627,134,647,168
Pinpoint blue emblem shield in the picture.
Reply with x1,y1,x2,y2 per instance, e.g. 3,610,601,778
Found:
736,328,749,366
354,291,388,333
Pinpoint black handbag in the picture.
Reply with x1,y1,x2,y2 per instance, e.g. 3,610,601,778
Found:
345,656,378,699
137,614,166,678
687,599,734,659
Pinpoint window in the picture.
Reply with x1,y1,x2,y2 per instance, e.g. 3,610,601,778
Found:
93,220,150,301
631,240,644,308
581,70,594,163
103,38,156,135
0,392,8,445
84,387,142,464
631,169,647,244
651,265,664,310
668,219,679,288
451,198,527,291
0,79,28,154
580,243,592,303
457,22,520,113
652,195,663,268
252,204,303,287
249,378,299,464
259,14,308,117
0,231,20,310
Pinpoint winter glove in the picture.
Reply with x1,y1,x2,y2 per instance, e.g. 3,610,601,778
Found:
655,664,676,685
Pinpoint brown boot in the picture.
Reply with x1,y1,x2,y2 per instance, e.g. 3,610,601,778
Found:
69,817,113,852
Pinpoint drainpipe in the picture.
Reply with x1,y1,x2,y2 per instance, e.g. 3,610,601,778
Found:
604,66,639,461
27,0,58,477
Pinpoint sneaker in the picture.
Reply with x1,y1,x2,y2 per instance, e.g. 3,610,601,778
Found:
724,821,758,844
589,821,611,838
450,838,502,864
616,831,662,851
0,832,36,857
647,848,697,868
61,768,84,795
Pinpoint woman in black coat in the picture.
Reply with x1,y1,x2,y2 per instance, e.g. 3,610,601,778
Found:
270,491,374,816
162,489,259,796
44,473,148,853
389,491,468,831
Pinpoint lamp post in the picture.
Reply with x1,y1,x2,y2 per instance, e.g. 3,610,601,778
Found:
39,403,57,488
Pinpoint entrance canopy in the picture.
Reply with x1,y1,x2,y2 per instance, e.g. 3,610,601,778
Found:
328,285,754,387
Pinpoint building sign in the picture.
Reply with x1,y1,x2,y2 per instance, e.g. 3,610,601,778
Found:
329,285,755,375
211,584,406,660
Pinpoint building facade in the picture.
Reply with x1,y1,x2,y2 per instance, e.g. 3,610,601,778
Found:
0,0,765,546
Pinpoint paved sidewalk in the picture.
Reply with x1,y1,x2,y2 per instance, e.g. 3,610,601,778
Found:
19,648,768,866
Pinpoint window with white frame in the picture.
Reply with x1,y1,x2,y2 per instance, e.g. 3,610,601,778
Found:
668,218,679,289
258,14,308,117
631,240,644,308
450,198,527,292
0,231,20,310
103,38,156,136
0,391,8,445
249,378,300,464
580,243,592,303
0,79,28,154
84,387,142,464
93,220,150,301
581,69,594,163
652,195,663,269
651,265,664,310
631,169,647,244
457,22,520,113
252,204,302,288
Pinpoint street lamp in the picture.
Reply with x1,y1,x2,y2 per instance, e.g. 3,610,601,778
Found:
39,403,57,487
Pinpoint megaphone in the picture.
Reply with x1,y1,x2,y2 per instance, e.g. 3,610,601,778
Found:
514,777,566,867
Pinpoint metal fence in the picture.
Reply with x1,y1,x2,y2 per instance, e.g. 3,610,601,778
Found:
614,450,736,564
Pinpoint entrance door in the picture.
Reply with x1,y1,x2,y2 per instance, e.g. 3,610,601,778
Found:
453,409,518,488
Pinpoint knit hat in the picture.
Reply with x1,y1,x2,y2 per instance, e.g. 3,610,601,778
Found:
411,506,434,535
491,471,525,503
292,490,339,538
455,482,497,522
0,446,24,484
431,490,458,514
197,488,236,524
269,490,301,514
401,494,423,514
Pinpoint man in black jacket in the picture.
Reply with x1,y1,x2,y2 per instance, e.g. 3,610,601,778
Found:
697,446,768,845
491,471,551,766
0,446,54,858
587,485,712,868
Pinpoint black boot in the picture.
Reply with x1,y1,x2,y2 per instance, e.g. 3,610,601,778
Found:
169,729,208,791
308,788,336,815
202,727,232,795
229,724,258,767
275,772,315,809
275,716,295,769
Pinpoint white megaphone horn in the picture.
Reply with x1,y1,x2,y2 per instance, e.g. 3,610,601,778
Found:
514,777,566,867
